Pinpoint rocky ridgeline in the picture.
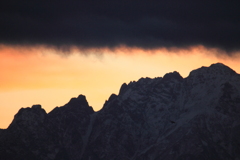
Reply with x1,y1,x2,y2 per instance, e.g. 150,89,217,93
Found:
0,63,240,160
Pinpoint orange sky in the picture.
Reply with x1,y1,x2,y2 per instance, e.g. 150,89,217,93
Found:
1,45,240,128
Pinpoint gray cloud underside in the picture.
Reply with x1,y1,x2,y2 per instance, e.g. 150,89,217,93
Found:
0,0,240,53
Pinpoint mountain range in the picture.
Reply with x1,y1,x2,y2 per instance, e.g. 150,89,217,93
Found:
0,63,240,160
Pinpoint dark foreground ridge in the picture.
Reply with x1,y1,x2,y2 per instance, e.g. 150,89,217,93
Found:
0,63,240,160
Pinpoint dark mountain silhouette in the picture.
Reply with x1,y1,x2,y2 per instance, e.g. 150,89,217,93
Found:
0,63,240,160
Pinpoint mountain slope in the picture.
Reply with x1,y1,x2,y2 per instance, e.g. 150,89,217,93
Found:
0,63,240,160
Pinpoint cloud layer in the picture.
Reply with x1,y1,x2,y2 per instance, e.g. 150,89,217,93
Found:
0,0,240,53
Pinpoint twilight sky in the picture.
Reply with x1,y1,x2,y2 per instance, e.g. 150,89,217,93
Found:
0,0,240,128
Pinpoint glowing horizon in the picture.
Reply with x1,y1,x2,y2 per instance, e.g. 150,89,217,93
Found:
1,45,240,128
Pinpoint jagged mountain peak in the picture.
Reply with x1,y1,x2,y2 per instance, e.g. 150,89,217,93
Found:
210,63,237,74
162,71,183,82
119,71,183,96
48,94,94,117
189,62,236,78
119,83,128,95
66,94,89,108
8,104,47,129
13,104,46,119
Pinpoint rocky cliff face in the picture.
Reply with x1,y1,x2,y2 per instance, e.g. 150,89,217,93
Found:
0,63,240,160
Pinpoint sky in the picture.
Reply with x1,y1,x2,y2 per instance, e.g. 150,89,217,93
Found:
0,0,240,128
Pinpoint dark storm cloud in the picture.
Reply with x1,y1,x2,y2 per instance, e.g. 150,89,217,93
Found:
0,0,240,53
